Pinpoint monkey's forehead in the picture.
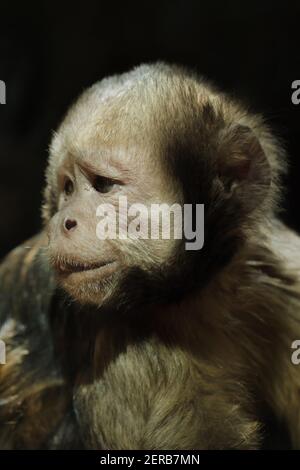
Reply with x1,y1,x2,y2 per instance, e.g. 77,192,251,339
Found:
53,87,220,154
48,118,170,188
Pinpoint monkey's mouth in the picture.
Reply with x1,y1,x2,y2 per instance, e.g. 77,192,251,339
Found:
53,258,116,275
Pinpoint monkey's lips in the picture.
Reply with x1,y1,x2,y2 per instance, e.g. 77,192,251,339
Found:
53,258,117,278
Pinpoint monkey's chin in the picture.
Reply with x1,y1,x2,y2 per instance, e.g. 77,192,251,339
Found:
56,261,119,306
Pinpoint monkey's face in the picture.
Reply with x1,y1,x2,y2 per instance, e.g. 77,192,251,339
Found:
45,97,181,307
44,65,273,309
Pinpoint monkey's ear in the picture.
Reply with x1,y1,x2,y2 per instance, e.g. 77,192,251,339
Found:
217,124,271,212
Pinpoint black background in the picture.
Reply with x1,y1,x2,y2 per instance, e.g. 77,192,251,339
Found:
0,0,300,258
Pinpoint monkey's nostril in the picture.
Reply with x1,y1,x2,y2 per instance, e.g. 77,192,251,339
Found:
64,218,77,231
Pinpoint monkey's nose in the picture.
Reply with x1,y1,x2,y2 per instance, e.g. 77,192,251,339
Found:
64,218,77,232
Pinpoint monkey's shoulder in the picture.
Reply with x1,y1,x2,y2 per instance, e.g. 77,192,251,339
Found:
0,234,73,449
0,232,56,325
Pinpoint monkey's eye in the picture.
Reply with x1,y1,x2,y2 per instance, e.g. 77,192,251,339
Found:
63,178,74,196
93,175,116,193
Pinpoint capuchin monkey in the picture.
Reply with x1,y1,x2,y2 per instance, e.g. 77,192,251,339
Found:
1,63,300,449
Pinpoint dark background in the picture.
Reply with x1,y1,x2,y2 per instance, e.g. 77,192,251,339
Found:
1,0,300,259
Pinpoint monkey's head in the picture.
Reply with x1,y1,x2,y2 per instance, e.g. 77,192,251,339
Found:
43,63,285,310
